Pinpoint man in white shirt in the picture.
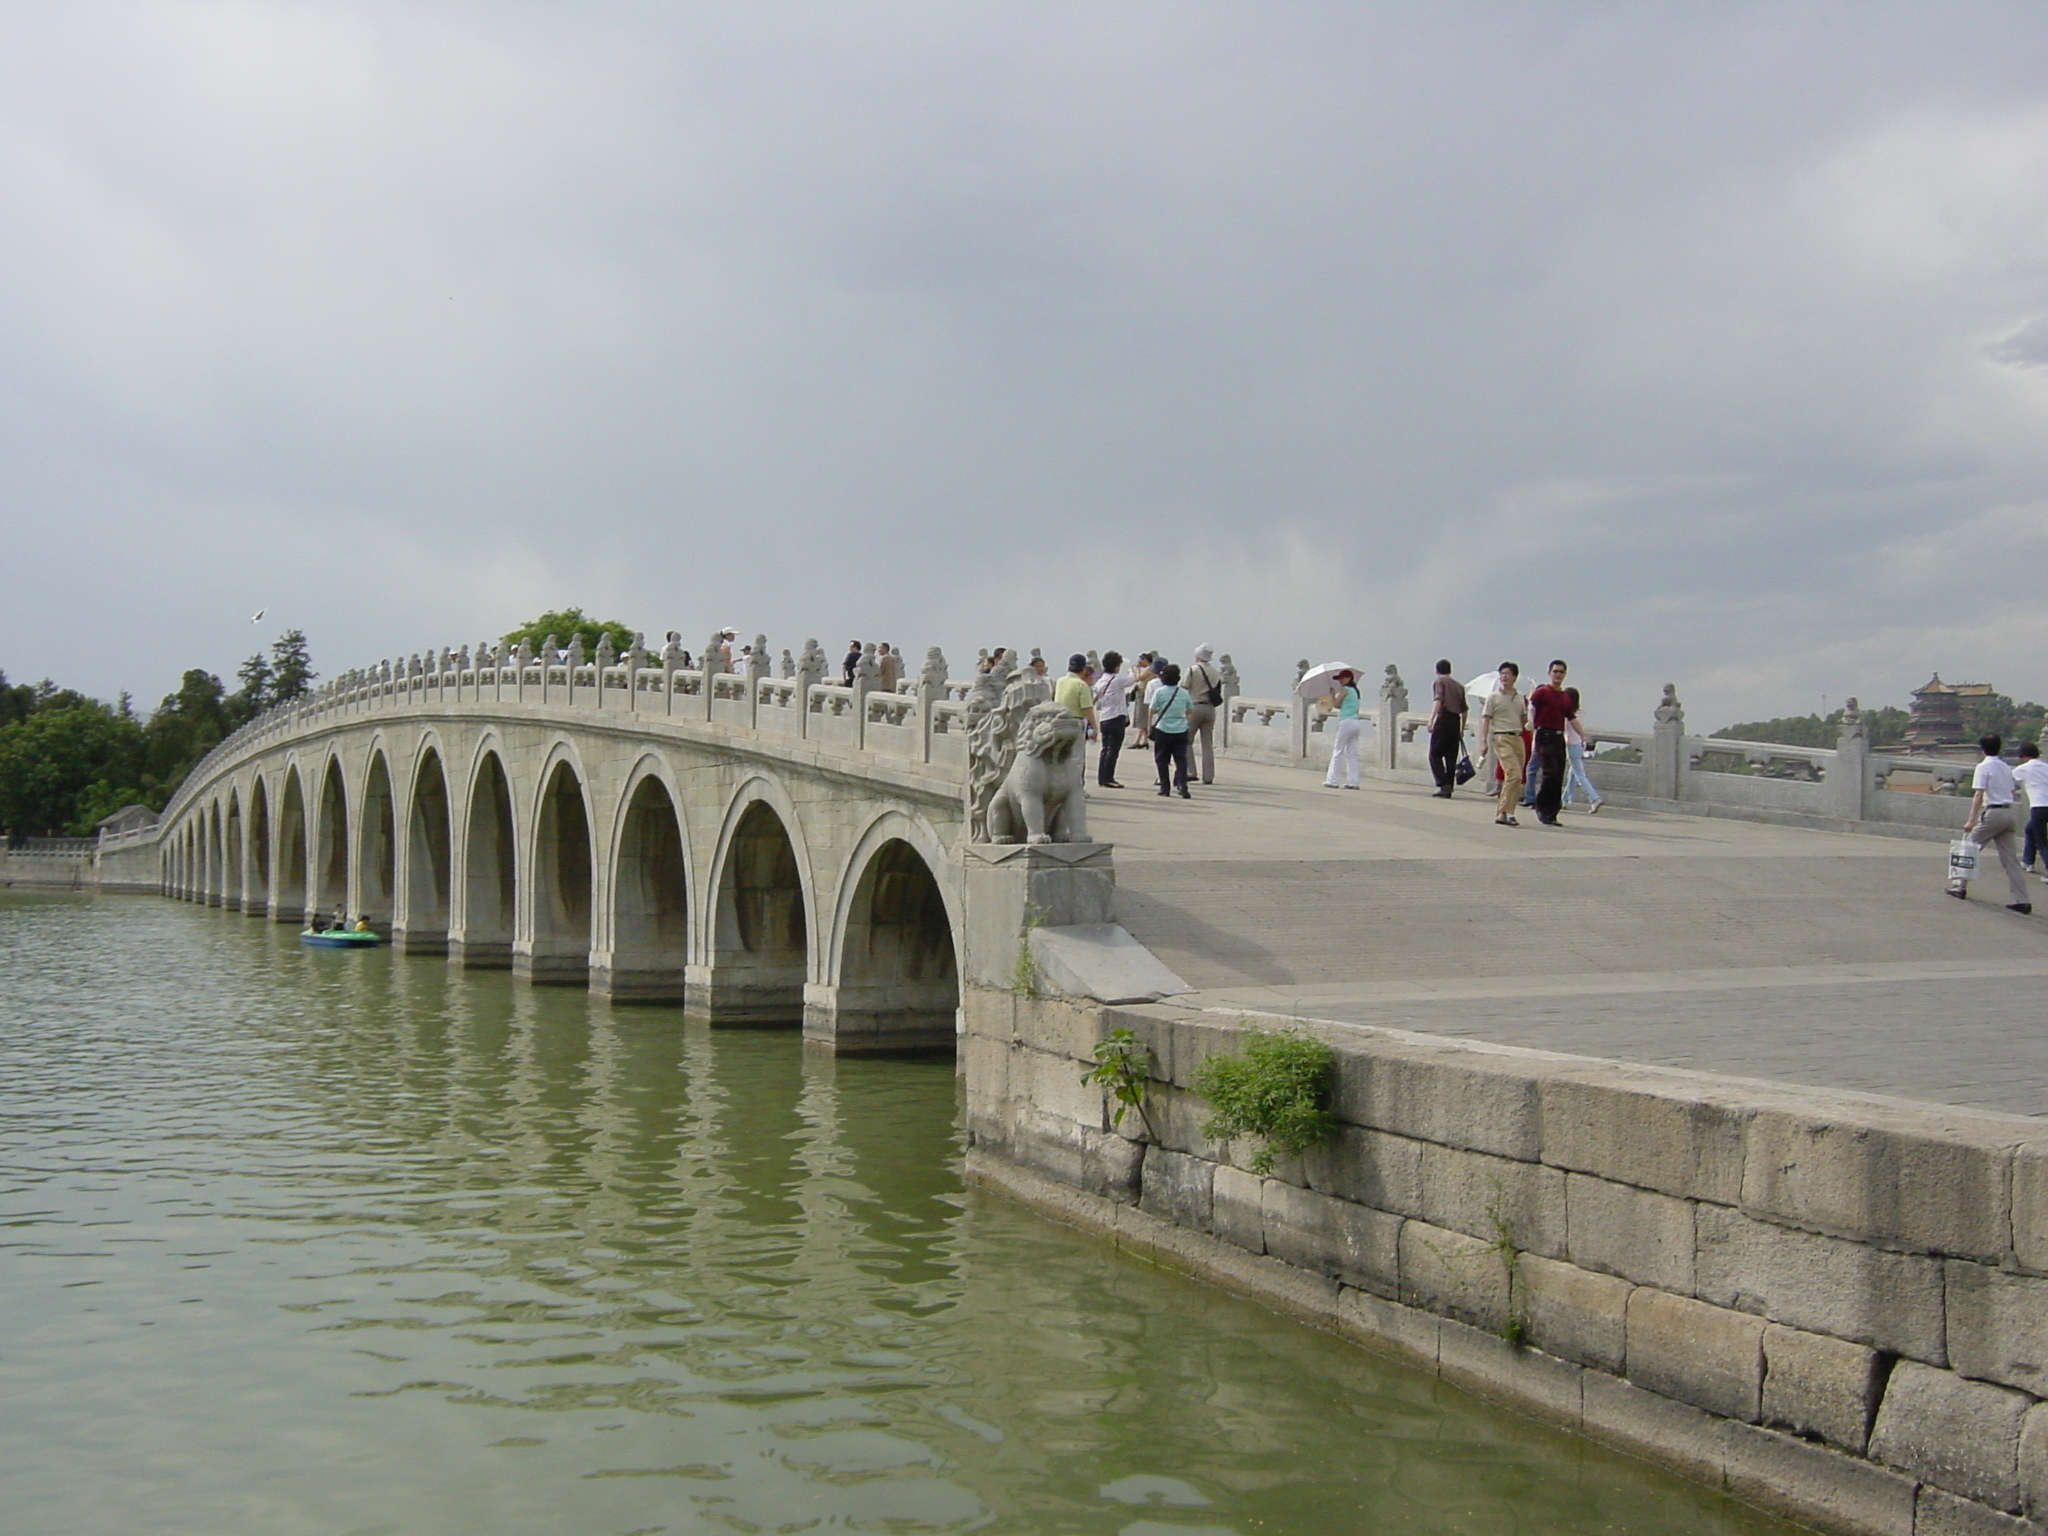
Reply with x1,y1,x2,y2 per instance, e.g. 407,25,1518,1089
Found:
1950,734,2032,913
2016,740,2048,883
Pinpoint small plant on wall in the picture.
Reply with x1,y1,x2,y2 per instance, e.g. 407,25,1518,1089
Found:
1193,1027,1337,1175
1082,1027,1156,1142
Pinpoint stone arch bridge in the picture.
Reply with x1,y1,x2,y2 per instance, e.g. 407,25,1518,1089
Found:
121,647,1020,1054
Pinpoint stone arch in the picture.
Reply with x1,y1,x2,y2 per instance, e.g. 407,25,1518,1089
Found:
402,744,452,952
695,778,812,1025
224,788,244,911
815,812,960,1054
247,776,272,914
524,749,594,985
600,760,690,1003
357,748,397,929
456,748,516,968
311,757,349,926
275,765,310,921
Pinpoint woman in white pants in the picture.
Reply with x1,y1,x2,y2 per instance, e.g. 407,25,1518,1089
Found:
1324,671,1363,789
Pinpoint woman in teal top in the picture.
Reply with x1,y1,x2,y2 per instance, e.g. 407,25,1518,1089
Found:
1147,663,1195,798
1324,670,1363,789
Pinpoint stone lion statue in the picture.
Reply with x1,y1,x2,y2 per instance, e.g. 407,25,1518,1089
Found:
985,702,1089,844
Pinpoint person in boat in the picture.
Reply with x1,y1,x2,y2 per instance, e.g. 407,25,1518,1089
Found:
352,916,373,933
331,904,346,933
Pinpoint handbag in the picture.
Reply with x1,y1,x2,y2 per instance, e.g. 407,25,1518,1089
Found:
1455,752,1477,785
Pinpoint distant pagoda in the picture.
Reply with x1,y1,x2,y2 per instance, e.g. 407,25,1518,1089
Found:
1903,674,1994,749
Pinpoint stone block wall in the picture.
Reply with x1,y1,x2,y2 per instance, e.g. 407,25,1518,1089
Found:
963,985,2048,1536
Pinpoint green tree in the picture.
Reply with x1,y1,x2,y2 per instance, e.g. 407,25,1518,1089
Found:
227,648,274,726
1714,706,1910,750
0,704,146,837
502,608,636,658
142,669,231,796
268,630,316,703
0,671,38,728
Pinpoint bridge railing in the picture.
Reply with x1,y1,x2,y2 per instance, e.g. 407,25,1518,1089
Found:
155,649,982,827
1216,687,1973,838
148,651,1987,845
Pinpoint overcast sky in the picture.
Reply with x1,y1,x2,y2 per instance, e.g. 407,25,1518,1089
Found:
3,1,2046,729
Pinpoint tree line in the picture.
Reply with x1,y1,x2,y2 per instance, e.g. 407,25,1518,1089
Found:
0,611,638,842
0,631,315,841
1711,694,2046,751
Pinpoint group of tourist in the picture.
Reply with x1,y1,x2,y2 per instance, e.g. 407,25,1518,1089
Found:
1007,647,1226,799
1017,644,1614,819
841,640,904,691
1316,658,1603,826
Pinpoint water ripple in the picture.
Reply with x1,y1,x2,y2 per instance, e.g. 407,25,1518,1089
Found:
0,893,1798,1535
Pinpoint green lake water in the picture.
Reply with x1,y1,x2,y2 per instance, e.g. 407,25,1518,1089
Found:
0,892,1803,1535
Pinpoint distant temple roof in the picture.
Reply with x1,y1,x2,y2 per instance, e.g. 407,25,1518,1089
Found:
1912,674,1994,699
1904,674,1996,747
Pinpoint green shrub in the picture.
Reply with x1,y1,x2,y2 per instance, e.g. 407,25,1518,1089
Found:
1081,1027,1156,1141
1193,1028,1337,1175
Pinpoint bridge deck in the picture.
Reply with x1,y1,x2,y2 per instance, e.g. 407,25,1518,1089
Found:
1090,759,2048,1119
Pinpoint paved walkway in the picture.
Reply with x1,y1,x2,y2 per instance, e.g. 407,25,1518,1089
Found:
1087,758,2048,1119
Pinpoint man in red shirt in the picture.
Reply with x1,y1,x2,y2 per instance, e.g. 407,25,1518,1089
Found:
1527,660,1577,827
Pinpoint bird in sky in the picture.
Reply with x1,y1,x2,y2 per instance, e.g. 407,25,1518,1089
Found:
250,609,265,624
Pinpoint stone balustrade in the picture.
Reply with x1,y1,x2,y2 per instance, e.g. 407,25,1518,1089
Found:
158,641,979,831
1223,686,1978,840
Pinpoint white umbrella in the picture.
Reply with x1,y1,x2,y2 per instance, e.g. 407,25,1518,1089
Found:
1296,662,1365,700
1466,671,1502,712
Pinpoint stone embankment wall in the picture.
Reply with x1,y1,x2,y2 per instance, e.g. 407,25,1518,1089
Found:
963,984,2048,1536
0,849,96,889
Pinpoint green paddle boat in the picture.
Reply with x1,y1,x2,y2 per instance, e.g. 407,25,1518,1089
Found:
300,928,383,948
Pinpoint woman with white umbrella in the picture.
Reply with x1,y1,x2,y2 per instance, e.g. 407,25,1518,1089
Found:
1299,663,1364,790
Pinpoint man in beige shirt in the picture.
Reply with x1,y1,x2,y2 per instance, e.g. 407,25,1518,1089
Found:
1476,662,1529,826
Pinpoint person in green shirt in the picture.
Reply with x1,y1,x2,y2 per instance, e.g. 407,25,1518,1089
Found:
1054,654,1097,735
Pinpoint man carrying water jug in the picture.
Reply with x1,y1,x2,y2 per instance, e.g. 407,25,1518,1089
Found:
1948,734,2032,914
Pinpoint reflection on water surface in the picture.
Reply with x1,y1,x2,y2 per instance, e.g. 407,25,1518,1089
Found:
0,893,1798,1535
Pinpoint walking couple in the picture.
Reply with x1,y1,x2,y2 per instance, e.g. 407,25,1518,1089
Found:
1475,660,1600,826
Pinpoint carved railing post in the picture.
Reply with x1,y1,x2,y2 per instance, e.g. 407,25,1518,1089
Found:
919,647,948,764
660,634,683,715
1651,684,1685,800
703,631,724,721
1218,654,1240,749
797,639,824,740
1834,698,1868,822
1292,660,1311,762
593,634,614,710
541,635,562,705
852,642,877,750
1376,664,1408,771
567,635,588,707
747,634,769,730
624,633,645,712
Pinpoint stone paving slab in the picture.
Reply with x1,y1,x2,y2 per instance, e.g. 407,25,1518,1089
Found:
1086,759,2048,1117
